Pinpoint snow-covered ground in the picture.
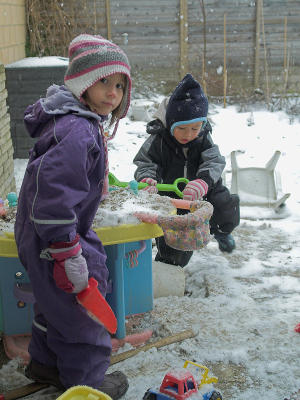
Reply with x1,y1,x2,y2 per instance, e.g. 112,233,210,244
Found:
1,100,300,400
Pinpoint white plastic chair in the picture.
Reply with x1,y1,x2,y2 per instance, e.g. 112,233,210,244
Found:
230,150,290,209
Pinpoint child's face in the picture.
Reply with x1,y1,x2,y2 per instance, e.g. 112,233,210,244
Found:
173,121,203,144
84,73,125,115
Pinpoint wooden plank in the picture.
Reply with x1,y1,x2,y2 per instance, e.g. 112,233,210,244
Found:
223,13,227,108
189,16,300,26
179,0,188,78
105,0,111,40
254,0,262,88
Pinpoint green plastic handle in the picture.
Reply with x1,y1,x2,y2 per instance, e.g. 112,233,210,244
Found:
108,172,189,198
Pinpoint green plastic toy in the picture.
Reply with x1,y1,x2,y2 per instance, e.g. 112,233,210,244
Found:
108,172,189,198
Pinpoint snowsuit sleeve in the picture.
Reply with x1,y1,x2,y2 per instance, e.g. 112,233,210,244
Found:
133,134,161,181
28,116,100,242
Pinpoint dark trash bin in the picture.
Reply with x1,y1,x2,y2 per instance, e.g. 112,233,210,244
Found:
5,57,68,158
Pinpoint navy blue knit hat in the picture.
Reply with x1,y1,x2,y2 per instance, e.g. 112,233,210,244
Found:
166,74,208,135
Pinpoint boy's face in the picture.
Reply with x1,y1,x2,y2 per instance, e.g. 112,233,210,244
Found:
173,121,203,144
84,73,125,115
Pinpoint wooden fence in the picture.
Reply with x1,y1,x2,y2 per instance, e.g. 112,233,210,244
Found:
25,0,300,96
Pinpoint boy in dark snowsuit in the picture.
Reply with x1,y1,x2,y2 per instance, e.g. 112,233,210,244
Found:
133,74,240,267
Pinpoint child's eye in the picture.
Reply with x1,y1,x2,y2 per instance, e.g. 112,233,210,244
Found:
116,83,124,90
100,78,108,84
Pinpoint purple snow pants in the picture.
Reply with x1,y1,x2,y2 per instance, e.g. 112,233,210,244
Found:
15,224,112,389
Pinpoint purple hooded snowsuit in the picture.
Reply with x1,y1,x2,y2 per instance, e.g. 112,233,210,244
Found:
15,85,112,388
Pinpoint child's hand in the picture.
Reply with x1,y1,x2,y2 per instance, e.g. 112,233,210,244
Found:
134,211,158,224
183,179,208,201
48,235,89,294
141,177,158,194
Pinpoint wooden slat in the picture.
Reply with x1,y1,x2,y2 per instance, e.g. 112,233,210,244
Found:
179,0,188,78
254,0,262,88
223,13,227,108
105,0,111,40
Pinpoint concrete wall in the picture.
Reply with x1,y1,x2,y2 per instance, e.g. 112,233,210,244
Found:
0,64,16,198
0,0,26,65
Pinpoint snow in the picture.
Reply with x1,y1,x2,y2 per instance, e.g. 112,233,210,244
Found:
93,189,176,227
5,57,68,68
1,101,300,400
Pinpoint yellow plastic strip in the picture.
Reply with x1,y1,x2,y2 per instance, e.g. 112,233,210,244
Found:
94,223,163,246
0,223,163,258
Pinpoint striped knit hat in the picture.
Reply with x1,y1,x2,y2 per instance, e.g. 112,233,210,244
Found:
64,34,131,119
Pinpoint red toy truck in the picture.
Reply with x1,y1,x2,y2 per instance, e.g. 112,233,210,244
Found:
143,361,222,400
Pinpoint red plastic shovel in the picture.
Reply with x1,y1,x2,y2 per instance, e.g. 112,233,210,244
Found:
77,277,117,334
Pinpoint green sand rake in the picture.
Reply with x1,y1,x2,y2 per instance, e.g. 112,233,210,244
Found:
108,172,189,198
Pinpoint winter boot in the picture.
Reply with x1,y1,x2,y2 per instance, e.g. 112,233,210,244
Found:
98,371,129,399
155,235,193,267
214,231,236,253
25,359,64,389
25,359,129,399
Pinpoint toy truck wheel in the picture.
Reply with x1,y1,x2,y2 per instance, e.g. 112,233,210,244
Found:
208,391,222,400
143,389,156,400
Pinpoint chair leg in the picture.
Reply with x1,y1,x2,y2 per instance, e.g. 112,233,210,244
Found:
265,150,281,171
230,150,239,170
273,193,291,210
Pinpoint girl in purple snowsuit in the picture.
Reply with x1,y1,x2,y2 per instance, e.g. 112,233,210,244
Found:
14,34,131,399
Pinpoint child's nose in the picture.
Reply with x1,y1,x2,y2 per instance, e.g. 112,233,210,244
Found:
107,85,117,97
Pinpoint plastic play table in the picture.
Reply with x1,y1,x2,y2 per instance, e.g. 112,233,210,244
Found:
0,222,162,345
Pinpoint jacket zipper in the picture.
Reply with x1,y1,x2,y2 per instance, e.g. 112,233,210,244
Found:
184,161,187,178
182,147,188,178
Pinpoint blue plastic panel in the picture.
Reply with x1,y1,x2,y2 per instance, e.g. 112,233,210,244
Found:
0,257,33,335
0,240,153,339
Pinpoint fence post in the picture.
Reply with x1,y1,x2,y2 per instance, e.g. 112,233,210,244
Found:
179,0,189,78
283,16,289,94
261,0,270,105
223,13,227,108
105,0,111,40
199,0,207,94
254,0,262,89
93,0,97,33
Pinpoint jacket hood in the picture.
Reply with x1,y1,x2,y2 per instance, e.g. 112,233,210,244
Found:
146,118,185,151
24,84,103,138
152,97,169,127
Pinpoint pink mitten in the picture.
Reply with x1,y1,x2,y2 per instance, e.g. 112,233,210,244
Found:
183,179,208,201
48,235,89,294
141,177,158,194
